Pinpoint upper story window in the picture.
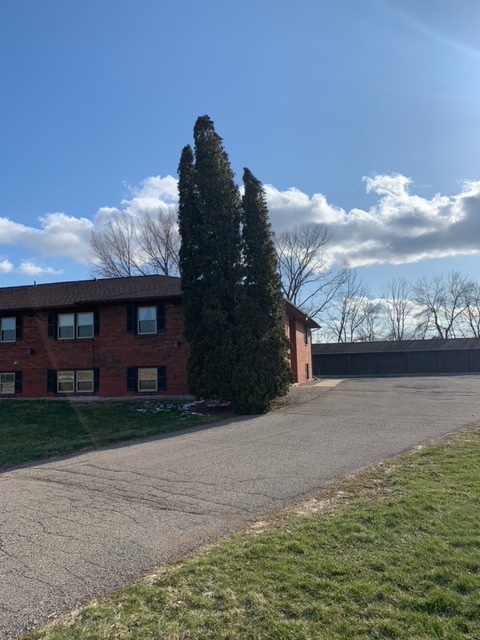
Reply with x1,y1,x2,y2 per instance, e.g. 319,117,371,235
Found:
138,306,156,334
49,310,98,340
77,312,94,338
127,303,165,335
304,324,309,345
58,314,74,339
1,317,16,342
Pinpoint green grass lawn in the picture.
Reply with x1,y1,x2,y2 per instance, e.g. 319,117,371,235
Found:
23,425,480,640
0,400,213,469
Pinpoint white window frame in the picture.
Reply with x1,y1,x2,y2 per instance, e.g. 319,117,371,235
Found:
58,314,75,340
57,371,75,393
1,317,16,343
76,312,94,339
138,367,157,392
0,372,15,394
137,306,157,335
57,370,95,393
76,370,94,393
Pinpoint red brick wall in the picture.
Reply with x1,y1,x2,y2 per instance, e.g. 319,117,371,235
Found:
0,302,190,398
287,316,312,384
1,301,313,398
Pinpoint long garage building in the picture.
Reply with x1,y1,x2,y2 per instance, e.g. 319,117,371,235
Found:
312,338,480,377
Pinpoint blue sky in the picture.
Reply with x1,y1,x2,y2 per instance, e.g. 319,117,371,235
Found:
1,0,480,295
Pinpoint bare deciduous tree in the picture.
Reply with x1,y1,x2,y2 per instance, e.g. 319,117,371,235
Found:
381,277,415,341
90,206,180,278
90,213,140,277
323,270,383,342
357,299,384,342
137,208,180,276
459,281,480,337
413,271,474,339
275,223,348,320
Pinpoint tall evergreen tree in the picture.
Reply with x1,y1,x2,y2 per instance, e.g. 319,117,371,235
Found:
177,116,242,400
232,168,291,413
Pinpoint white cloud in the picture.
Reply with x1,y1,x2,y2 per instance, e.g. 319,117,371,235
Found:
264,175,480,268
129,175,178,202
0,258,13,273
0,213,93,262
17,261,62,277
94,176,178,229
2,172,480,274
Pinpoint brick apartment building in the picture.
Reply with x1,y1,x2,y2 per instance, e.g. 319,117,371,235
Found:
0,275,317,398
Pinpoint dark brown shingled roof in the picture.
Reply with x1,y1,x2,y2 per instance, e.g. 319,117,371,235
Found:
312,338,480,354
0,275,182,311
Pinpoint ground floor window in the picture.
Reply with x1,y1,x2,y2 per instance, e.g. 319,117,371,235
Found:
57,370,94,393
57,371,74,393
0,372,15,394
305,363,310,380
76,370,94,392
138,368,157,391
48,369,98,394
127,366,167,392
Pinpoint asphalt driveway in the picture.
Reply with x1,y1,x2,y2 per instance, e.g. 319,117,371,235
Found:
2,375,480,638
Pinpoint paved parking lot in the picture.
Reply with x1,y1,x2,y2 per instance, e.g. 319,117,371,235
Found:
2,375,480,638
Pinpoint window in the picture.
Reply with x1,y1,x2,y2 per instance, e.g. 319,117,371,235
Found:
304,324,309,345
1,317,16,342
58,314,74,339
305,363,310,380
138,367,157,391
138,307,156,334
127,303,165,335
57,370,74,393
127,366,167,392
49,310,98,340
77,312,94,338
0,372,15,394
48,369,98,394
76,370,94,392
57,370,93,393
0,371,22,394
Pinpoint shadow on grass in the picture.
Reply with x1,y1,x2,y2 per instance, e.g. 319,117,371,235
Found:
0,399,261,473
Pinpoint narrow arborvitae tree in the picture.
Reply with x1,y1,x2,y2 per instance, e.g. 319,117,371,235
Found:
178,116,243,400
233,168,291,413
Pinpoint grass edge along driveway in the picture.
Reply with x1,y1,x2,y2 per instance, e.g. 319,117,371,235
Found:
23,424,480,640
0,399,214,470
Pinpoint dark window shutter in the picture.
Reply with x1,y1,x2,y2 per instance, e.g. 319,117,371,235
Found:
94,309,100,336
126,305,136,334
93,368,100,393
15,315,23,341
15,371,23,394
47,370,57,393
157,366,166,390
157,303,165,332
47,313,57,339
126,367,136,391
